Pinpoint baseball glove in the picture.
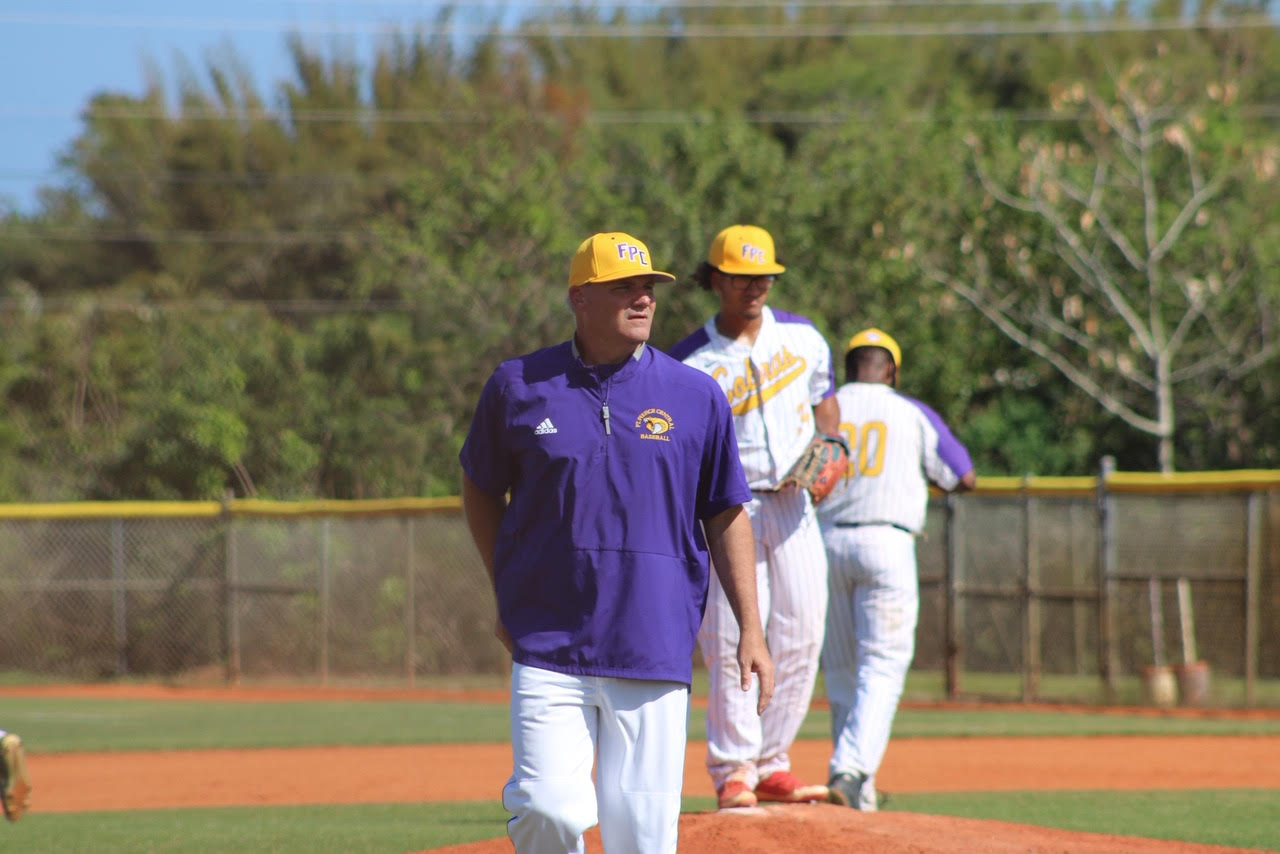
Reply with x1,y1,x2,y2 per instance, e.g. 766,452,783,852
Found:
781,433,851,504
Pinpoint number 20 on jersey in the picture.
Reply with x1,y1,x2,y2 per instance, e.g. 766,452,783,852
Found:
838,421,887,477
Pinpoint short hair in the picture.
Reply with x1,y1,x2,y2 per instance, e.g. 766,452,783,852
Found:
691,258,786,291
845,346,894,382
691,261,716,291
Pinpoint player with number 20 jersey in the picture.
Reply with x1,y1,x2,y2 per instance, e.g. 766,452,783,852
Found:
816,328,975,812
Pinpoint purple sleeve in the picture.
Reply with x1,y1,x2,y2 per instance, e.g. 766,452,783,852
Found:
906,396,973,479
697,387,751,520
668,327,711,363
458,370,512,497
821,341,836,400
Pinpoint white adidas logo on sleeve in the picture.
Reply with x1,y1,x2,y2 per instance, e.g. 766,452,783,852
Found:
534,417,558,435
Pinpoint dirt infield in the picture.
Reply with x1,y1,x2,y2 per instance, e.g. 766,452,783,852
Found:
31,735,1280,812
14,684,1280,853
433,807,1259,854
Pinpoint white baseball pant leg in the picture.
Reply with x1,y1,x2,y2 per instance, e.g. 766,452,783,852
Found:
699,488,828,788
503,662,687,854
821,525,917,810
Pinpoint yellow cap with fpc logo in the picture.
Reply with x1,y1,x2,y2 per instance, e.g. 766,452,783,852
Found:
707,225,786,275
845,328,902,370
568,232,676,288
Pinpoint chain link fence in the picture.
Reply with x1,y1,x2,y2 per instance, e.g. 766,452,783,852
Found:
1,473,1277,704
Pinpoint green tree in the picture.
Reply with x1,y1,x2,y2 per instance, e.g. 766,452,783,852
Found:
921,58,1279,472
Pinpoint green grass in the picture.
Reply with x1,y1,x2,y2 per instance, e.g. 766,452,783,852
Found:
2,802,511,854
3,698,513,752
7,693,1280,754
894,669,1280,708
6,666,1279,706
3,677,1278,852
891,790,1280,851
896,669,1280,708
797,706,1280,740
6,793,1275,853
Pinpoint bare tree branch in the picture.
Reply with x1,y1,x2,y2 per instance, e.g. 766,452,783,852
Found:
1166,293,1206,356
1053,162,1123,249
1088,92,1140,150
1228,341,1280,379
968,142,1038,214
1149,173,1228,264
1025,299,1097,352
938,65,1272,471
923,262,1162,435
1032,198,1156,354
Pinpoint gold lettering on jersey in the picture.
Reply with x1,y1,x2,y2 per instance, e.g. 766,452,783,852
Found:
711,349,807,416
840,420,889,477
636,407,674,441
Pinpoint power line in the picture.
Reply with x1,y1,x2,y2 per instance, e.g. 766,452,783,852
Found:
0,11,1274,38
1,103,1277,129
0,227,370,246
0,297,424,314
283,0,1066,7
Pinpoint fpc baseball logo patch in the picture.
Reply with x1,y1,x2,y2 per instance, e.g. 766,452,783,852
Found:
635,408,673,441
616,242,649,267
741,243,767,264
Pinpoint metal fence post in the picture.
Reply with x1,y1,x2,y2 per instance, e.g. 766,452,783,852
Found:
319,517,331,685
944,491,964,699
1097,455,1118,701
224,499,241,684
1244,490,1262,706
405,516,416,686
111,518,128,676
1069,500,1089,674
1022,474,1040,701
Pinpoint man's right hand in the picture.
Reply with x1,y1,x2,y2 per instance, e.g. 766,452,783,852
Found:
738,629,775,715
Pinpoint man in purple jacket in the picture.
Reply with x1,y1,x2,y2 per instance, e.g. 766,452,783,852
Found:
815,328,976,811
460,231,774,854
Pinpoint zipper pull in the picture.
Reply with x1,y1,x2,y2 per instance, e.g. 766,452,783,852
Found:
602,403,611,435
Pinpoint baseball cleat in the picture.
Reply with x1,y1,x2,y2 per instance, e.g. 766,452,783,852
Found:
826,772,866,809
1,733,32,822
716,778,758,809
754,770,828,803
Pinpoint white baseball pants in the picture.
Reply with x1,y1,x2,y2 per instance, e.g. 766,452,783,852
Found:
699,487,828,789
502,663,688,854
821,524,918,810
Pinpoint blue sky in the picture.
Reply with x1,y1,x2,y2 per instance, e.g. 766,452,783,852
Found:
0,1,502,213
2,2,1271,213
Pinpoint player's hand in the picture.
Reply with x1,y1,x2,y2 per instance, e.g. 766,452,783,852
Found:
737,630,775,715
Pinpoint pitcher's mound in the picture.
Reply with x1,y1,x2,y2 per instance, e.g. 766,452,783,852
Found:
425,803,1248,853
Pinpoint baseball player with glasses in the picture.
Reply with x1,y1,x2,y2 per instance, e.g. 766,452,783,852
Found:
670,224,838,809
461,232,774,853
816,328,975,811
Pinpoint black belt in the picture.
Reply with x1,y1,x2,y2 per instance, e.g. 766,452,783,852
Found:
834,521,913,534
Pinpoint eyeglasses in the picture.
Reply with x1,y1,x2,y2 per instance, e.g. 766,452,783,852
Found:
724,275,776,292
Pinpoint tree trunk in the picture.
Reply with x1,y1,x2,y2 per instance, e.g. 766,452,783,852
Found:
1157,357,1175,474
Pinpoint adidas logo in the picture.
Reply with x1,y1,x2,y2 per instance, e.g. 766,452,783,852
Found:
534,417,558,435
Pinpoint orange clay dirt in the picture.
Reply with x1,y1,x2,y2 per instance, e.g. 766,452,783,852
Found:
10,683,1280,853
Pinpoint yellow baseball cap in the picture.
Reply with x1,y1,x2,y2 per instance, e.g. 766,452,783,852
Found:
568,232,676,288
706,224,787,275
846,328,902,370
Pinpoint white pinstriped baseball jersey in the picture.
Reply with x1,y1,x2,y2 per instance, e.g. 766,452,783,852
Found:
670,306,836,489
671,305,834,796
816,382,971,534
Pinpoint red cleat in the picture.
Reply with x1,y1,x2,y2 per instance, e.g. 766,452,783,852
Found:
754,770,828,803
717,778,758,809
